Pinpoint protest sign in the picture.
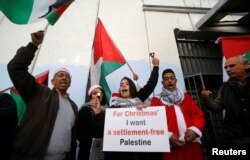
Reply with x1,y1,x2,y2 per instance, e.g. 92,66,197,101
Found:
103,106,169,152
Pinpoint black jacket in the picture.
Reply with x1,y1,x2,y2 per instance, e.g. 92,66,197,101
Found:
0,93,18,160
8,43,78,160
206,72,250,143
76,105,105,160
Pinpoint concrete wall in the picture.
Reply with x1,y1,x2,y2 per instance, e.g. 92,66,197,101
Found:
0,0,220,106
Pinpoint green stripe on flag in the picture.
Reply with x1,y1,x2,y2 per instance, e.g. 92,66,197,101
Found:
100,76,112,101
45,2,72,26
244,51,250,61
10,90,26,124
100,61,125,100
0,0,34,24
101,61,125,77
46,10,59,25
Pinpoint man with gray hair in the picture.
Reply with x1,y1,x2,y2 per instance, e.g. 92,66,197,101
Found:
201,54,250,146
8,31,78,160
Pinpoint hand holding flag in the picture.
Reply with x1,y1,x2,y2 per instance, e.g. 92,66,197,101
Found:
31,31,45,47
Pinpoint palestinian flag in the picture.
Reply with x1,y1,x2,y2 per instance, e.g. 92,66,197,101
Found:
219,35,250,81
0,0,73,25
89,18,126,101
10,70,49,123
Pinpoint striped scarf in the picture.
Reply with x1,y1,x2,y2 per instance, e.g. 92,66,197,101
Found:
111,97,143,108
161,87,184,105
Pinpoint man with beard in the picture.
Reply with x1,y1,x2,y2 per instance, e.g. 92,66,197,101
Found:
7,31,78,160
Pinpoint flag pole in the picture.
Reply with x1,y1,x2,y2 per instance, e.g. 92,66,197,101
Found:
0,87,12,94
142,0,156,96
142,0,153,70
0,16,4,25
1,23,49,94
29,23,49,74
126,62,136,75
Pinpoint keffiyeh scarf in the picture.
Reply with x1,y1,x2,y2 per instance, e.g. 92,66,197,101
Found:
112,97,143,108
161,87,184,105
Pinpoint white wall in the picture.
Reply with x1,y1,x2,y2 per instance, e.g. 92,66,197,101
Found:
0,0,221,107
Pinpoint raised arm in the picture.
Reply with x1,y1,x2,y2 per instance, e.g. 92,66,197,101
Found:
7,31,45,103
137,57,159,101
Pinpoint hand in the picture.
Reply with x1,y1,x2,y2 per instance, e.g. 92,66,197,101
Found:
136,103,147,110
133,73,138,81
201,87,212,100
184,129,198,142
91,98,102,114
170,134,185,147
152,57,159,66
31,30,44,47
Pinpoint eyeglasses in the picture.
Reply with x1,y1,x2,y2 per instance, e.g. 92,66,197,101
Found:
163,77,176,81
55,73,71,79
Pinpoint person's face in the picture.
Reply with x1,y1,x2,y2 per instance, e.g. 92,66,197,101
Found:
91,88,104,102
224,57,247,80
51,71,71,93
162,72,177,91
120,79,131,98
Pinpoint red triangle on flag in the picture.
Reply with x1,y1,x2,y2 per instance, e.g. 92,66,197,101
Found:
35,70,49,85
11,70,49,94
93,19,126,65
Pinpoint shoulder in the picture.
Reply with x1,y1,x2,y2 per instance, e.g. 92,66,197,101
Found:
0,93,16,108
151,94,162,104
0,93,11,100
182,92,196,101
0,93,14,102
152,93,161,100
79,104,91,112
67,97,78,113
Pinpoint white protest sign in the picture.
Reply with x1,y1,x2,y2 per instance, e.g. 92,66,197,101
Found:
103,106,170,152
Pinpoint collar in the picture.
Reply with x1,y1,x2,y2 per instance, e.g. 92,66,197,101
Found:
56,89,69,98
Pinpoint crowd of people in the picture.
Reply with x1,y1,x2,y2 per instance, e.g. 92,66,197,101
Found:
0,30,249,160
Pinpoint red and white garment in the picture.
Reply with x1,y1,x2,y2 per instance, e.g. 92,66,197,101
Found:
151,91,205,160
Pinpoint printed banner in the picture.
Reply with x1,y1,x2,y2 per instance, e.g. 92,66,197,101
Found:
103,106,170,152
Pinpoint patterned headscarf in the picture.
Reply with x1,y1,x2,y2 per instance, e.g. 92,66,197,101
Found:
161,87,184,105
111,97,143,108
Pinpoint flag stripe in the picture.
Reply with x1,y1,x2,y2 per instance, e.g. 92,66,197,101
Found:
0,0,34,24
93,19,126,64
10,70,49,123
46,3,71,25
89,19,126,101
0,0,73,25
101,62,125,77
221,35,250,59
10,90,26,123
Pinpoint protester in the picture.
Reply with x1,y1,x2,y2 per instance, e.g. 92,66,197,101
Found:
0,93,18,160
7,31,78,160
104,57,160,160
151,68,205,160
76,84,107,160
201,55,250,145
